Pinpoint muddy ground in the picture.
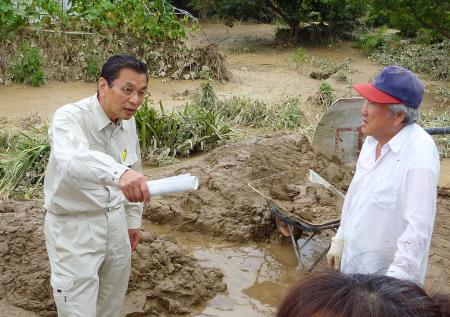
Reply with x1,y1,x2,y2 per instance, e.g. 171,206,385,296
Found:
0,132,449,316
144,133,450,294
0,200,225,317
144,133,353,242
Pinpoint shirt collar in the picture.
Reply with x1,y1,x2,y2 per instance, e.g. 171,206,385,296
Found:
91,95,123,131
387,124,413,154
366,124,414,154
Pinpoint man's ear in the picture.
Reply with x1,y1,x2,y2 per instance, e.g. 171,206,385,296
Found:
98,77,108,97
394,111,406,126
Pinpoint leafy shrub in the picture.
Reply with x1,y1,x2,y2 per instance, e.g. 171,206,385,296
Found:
371,39,450,80
1,1,229,84
369,0,449,39
288,48,309,68
317,82,335,108
353,26,392,53
191,0,366,41
9,42,45,86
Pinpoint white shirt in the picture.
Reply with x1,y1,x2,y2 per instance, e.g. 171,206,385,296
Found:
44,95,143,229
336,123,440,284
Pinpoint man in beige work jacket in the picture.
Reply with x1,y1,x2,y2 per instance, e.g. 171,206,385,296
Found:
44,55,150,317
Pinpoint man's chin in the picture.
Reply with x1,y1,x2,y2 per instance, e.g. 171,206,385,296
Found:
361,126,370,136
121,112,135,120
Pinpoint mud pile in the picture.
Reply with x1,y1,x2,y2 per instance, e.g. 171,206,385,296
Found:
0,201,225,316
252,168,343,224
128,232,226,316
144,133,354,241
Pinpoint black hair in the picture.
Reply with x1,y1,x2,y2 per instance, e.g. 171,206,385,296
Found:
99,55,148,86
277,271,450,317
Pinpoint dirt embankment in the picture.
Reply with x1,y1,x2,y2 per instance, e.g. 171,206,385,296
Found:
0,201,225,316
144,133,354,242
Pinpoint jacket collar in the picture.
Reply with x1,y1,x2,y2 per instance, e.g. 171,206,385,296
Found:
92,95,123,131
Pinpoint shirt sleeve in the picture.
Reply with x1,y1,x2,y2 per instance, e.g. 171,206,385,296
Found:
386,168,438,283
123,126,144,229
50,109,129,187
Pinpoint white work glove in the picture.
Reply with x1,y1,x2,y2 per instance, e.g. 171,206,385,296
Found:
327,236,344,270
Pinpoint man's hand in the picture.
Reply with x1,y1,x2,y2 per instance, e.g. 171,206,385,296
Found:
119,169,150,202
128,229,141,251
327,236,344,270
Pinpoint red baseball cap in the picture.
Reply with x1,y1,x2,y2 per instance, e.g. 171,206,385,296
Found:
353,82,402,105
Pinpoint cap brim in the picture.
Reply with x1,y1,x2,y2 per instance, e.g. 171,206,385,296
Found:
353,83,402,104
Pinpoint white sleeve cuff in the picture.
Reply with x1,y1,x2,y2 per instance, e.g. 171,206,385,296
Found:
105,164,129,186
125,203,143,229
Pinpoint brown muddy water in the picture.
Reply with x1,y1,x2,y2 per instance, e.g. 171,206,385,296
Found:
144,223,301,317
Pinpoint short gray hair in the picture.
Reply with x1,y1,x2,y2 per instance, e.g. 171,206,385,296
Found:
388,104,420,125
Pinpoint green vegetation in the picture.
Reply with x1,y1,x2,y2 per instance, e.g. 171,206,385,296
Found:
353,26,393,53
288,48,309,68
190,0,367,41
0,83,309,197
369,0,449,39
135,100,233,166
0,0,228,84
191,82,308,130
135,82,310,166
0,129,49,199
371,39,450,80
316,82,336,108
9,42,45,86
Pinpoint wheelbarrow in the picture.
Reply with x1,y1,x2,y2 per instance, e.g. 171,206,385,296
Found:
248,170,342,272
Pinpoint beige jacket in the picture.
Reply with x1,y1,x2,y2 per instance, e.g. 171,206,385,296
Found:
44,95,143,228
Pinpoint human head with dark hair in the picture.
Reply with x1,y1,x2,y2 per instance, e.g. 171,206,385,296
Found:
97,55,148,122
276,271,450,317
100,54,148,86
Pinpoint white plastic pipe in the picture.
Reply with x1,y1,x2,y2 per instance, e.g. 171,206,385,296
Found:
147,174,199,197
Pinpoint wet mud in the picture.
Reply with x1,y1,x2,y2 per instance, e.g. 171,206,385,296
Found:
426,187,450,293
251,168,343,224
0,133,449,316
0,201,225,317
144,133,354,242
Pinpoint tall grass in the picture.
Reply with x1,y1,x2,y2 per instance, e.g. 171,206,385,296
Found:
1,83,310,197
192,82,309,129
135,96,233,166
0,131,50,199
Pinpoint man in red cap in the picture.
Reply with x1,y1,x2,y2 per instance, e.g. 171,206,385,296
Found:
326,66,440,284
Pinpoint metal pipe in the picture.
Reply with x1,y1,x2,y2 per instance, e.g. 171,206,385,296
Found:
425,127,450,135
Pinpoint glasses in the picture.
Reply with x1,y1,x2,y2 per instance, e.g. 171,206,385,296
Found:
120,86,147,98
111,84,147,98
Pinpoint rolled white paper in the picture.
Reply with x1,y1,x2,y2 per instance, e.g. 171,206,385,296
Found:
147,173,199,197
